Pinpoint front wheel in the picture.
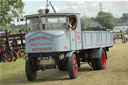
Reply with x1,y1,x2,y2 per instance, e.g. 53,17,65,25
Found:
25,60,37,81
91,49,107,70
68,53,78,79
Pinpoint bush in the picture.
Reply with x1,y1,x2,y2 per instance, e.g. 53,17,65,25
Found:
82,27,105,31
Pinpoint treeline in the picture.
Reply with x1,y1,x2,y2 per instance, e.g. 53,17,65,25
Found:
0,0,128,32
81,11,128,30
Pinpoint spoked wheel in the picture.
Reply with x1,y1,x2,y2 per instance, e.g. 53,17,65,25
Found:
12,50,17,61
0,53,3,62
6,51,13,62
91,49,107,70
17,49,25,58
68,53,78,79
25,60,37,81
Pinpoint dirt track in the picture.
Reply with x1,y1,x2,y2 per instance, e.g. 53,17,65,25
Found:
1,39,128,85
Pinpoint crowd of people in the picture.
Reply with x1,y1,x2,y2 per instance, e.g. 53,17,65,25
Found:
113,33,128,44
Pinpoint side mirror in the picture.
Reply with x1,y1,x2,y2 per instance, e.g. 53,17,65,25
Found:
66,24,72,30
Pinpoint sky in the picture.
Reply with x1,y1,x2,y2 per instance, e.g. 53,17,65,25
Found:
22,0,128,18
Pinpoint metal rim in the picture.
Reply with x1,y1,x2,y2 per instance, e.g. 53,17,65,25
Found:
101,51,106,67
6,52,13,62
74,57,77,75
32,71,37,78
17,49,25,58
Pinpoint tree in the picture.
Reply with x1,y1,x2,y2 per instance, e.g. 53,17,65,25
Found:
121,13,128,23
122,13,128,20
81,16,92,30
0,0,24,26
96,11,115,29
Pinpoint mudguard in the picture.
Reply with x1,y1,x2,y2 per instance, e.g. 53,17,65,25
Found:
90,47,106,59
65,51,75,59
65,51,80,68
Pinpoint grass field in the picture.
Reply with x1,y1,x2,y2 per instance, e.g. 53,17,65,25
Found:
0,39,128,85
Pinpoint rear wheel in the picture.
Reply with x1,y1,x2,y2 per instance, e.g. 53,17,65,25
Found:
68,53,78,79
25,59,37,81
6,51,13,62
91,49,106,70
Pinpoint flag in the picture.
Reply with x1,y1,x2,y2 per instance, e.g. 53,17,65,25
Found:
46,0,50,7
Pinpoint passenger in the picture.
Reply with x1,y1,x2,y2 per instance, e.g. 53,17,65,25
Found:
40,17,46,30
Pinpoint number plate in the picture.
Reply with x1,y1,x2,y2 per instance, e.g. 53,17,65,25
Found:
41,57,49,60
39,57,49,64
38,57,49,60
40,60,49,64
39,57,54,65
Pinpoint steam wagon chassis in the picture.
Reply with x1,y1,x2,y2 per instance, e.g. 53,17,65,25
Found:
24,13,113,81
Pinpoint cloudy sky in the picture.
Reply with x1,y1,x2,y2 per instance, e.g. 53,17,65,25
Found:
22,0,128,18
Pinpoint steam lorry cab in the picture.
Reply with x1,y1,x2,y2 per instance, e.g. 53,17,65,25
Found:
25,13,113,81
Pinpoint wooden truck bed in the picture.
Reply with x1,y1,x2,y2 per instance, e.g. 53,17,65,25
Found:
82,31,113,49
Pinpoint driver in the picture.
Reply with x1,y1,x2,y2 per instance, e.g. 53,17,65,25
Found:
69,18,76,30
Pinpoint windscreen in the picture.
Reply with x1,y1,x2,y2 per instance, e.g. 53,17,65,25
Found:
27,16,67,32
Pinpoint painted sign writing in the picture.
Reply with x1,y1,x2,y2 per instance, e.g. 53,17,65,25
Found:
28,36,54,43
76,32,80,34
30,43,51,46
76,32,81,44
72,38,75,42
77,35,81,40
32,47,52,51
64,46,68,49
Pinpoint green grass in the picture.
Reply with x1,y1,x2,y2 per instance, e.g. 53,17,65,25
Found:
0,59,26,85
0,39,128,85
0,58,69,85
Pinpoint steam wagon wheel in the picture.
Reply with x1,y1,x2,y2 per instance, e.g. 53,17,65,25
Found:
6,51,13,62
12,50,17,61
25,59,37,81
91,49,107,70
17,49,25,58
68,53,78,79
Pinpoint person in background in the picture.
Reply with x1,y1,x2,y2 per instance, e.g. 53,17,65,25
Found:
126,35,128,42
121,34,124,44
113,34,116,44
